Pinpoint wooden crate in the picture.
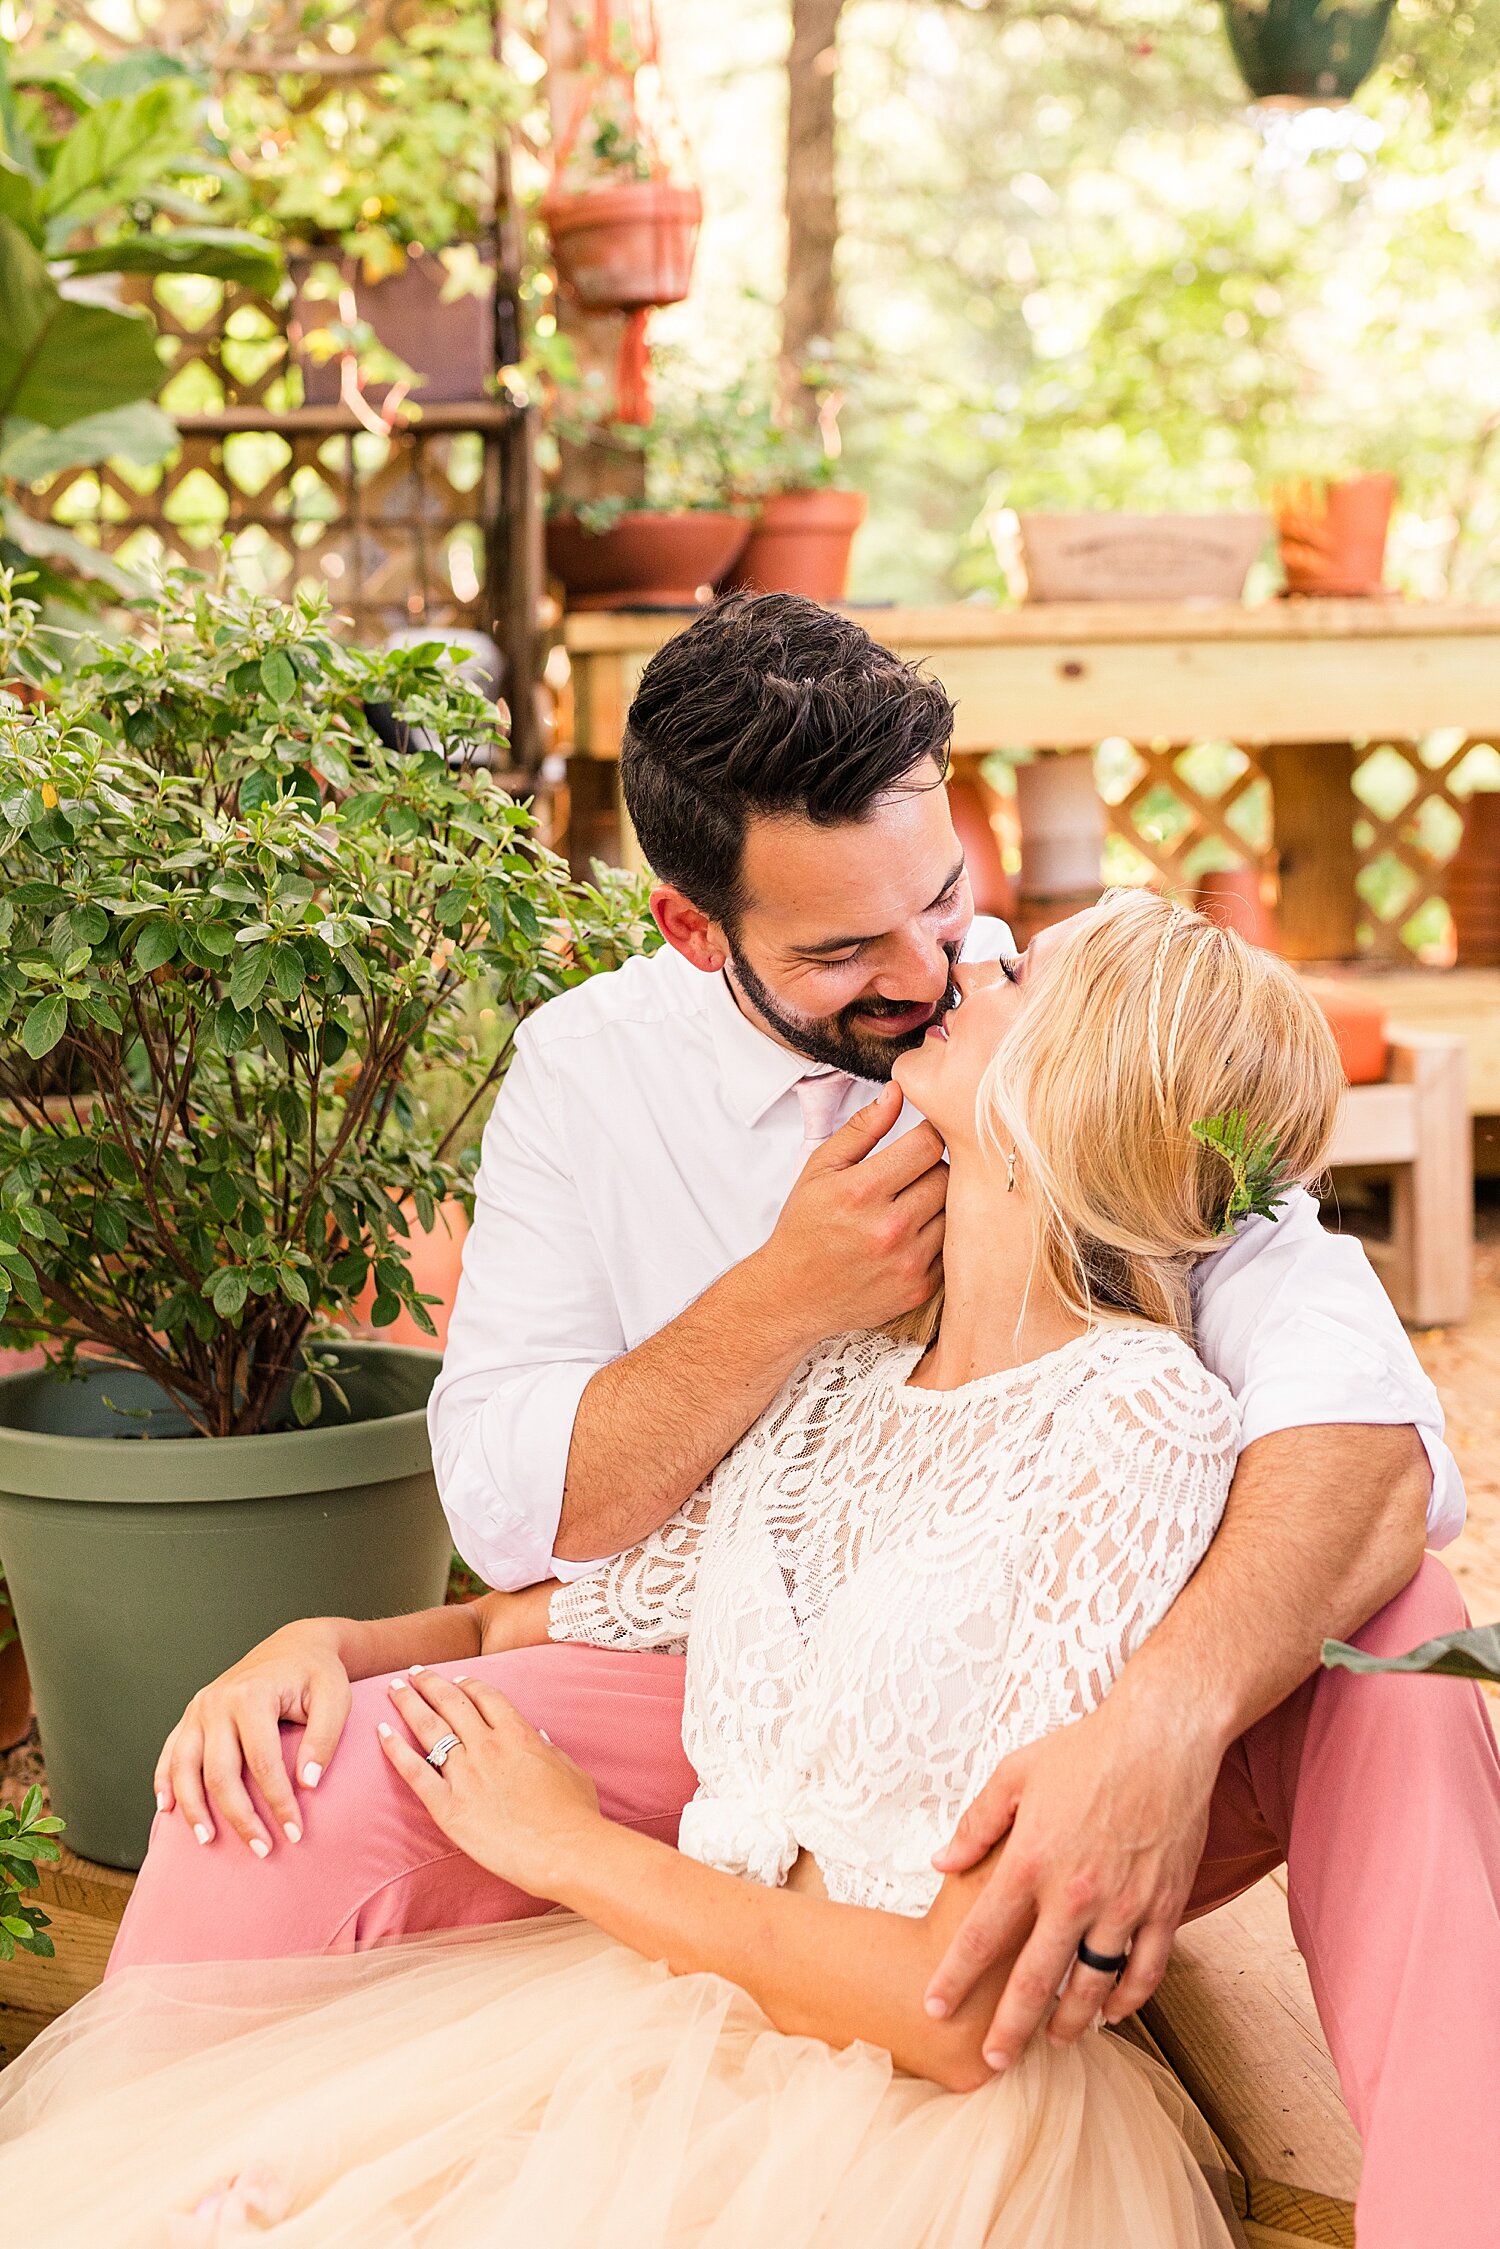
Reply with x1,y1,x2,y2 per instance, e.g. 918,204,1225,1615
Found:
0,1846,134,2065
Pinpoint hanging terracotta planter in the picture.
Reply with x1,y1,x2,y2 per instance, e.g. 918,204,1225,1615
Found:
543,180,702,314
1220,0,1396,105
719,489,867,603
547,510,750,611
289,252,495,410
1274,474,1395,597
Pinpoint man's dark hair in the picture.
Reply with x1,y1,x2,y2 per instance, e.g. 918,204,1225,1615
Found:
620,592,955,927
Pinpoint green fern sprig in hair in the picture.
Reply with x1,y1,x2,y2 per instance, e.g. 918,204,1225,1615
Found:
1191,1110,1292,1235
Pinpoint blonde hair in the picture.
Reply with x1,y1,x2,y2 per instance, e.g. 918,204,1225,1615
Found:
904,891,1344,1346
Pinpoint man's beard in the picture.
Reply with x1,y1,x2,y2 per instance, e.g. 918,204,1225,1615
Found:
726,944,962,1082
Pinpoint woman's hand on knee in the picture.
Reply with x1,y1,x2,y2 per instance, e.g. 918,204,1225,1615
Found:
153,1620,354,1856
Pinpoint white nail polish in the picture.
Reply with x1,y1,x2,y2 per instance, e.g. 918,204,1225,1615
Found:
283,1822,302,1844
193,1823,212,1846
453,1675,470,1685
249,1836,270,1859
389,1676,409,1690
537,1729,551,1744
155,1789,169,1812
378,1722,394,1738
301,1762,322,1789
408,1662,425,1675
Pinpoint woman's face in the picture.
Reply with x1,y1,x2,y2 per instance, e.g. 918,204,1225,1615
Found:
891,955,1027,1147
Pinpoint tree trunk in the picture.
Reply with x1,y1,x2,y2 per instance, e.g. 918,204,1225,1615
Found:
780,0,846,420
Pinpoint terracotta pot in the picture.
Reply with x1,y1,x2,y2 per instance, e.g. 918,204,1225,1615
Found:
289,253,495,408
348,1198,470,1354
1017,512,1268,603
543,181,702,313
0,1604,29,1753
945,777,1015,923
547,511,750,611
1193,867,1279,951
1275,475,1395,598
1220,0,1395,104
1447,792,1500,967
719,489,867,603
1301,979,1390,1087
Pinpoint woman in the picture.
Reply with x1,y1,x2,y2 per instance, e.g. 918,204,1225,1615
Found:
0,893,1342,2246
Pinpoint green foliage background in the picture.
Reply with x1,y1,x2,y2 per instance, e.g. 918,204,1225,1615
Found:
653,0,1500,605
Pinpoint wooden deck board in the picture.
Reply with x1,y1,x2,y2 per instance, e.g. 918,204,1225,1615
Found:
1143,1877,1360,2245
0,1842,133,2060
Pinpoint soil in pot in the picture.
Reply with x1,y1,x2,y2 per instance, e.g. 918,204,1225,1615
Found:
0,1342,453,1868
290,253,495,409
547,511,750,611
719,490,867,604
543,181,702,312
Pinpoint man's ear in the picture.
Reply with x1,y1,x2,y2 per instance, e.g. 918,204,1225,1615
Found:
651,884,730,974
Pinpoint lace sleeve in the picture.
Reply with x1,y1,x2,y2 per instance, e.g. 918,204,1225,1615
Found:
980,1345,1238,1765
546,1485,713,1654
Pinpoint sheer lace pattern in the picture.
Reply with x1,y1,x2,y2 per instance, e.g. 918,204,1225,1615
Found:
550,1326,1237,1915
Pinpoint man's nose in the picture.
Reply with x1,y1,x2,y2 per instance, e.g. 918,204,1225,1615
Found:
871,923,954,1001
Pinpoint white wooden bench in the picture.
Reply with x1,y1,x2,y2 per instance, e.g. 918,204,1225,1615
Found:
1326,1028,1471,1329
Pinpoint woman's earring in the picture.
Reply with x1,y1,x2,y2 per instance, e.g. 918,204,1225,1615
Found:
1004,1150,1017,1193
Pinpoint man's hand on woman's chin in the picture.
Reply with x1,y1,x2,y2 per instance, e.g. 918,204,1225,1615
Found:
922,1681,1224,2069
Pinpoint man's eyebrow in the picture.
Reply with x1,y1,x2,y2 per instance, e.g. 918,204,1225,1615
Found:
795,857,967,957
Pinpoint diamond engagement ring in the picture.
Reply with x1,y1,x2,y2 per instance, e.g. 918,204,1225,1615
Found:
425,1732,463,1771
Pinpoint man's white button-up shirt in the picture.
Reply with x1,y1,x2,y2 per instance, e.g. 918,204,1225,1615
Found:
428,920,1463,1591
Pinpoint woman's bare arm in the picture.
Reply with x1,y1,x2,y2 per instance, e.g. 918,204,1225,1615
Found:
380,1667,1016,2093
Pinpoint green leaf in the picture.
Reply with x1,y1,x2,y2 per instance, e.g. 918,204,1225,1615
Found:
0,215,163,428
228,946,272,1012
1322,1623,1500,1685
1190,1110,1291,1235
208,1173,240,1222
370,1292,402,1328
133,921,177,972
65,227,281,294
0,401,176,483
41,79,199,246
1,501,141,594
260,650,297,705
0,154,40,247
290,1369,321,1426
270,946,305,1002
19,993,65,1059
206,1268,247,1318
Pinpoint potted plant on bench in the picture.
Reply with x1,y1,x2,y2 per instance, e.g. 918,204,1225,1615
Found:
0,565,650,1869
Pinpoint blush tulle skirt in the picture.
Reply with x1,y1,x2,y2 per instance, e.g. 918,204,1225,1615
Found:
0,1912,1239,2247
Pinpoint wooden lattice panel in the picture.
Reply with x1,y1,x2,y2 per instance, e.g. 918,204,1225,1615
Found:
1096,738,1276,898
1092,734,1494,965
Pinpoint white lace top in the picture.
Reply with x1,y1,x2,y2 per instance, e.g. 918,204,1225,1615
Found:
549,1324,1237,1917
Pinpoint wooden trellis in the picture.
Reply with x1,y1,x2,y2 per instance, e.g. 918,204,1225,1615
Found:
1094,734,1487,964
11,1,550,767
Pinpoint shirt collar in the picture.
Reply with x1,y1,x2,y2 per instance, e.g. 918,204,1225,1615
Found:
702,968,875,1128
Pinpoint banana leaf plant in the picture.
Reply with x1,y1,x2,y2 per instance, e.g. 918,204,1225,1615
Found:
1220,0,1396,105
1322,1622,1500,1684
0,42,280,603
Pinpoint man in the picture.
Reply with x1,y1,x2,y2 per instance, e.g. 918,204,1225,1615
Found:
115,595,1500,2248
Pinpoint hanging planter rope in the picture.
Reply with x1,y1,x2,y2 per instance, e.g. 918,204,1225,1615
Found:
543,0,702,424
1220,0,1396,104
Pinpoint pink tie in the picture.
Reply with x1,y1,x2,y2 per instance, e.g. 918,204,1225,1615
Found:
795,1072,855,1161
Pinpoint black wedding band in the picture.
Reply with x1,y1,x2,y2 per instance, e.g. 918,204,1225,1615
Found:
1077,1938,1130,1979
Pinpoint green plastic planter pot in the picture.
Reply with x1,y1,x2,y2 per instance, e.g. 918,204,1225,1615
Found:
0,1343,453,1870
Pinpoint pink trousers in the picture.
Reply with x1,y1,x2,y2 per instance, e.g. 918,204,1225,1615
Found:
109,1560,1500,2249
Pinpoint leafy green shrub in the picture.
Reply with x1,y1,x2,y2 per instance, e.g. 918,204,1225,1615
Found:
0,566,653,1438
0,1785,62,1963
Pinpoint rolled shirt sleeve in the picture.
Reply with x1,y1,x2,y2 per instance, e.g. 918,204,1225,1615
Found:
427,1029,624,1591
1192,1191,1464,1548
